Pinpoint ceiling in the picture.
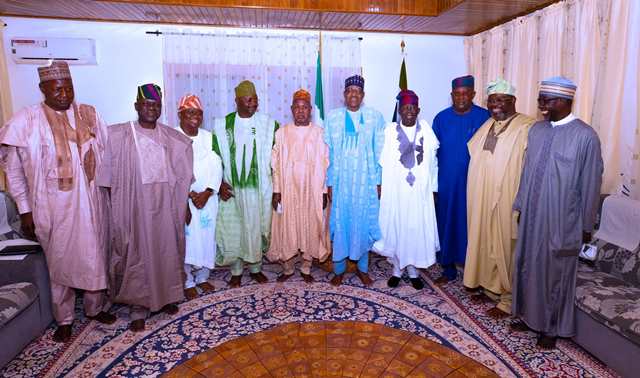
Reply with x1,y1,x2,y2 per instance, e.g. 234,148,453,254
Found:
0,0,559,36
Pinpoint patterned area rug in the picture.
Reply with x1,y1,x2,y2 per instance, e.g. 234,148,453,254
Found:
1,257,619,378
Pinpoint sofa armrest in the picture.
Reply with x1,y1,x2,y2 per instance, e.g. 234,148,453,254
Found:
0,252,52,329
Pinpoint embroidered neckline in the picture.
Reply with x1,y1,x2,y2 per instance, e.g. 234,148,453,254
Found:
396,122,424,186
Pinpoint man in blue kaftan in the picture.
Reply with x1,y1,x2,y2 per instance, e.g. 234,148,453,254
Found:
324,74,385,286
432,75,490,284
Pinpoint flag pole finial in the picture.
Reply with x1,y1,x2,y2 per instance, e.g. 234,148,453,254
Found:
401,39,405,54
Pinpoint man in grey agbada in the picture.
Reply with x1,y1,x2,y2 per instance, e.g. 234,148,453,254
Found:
510,76,603,349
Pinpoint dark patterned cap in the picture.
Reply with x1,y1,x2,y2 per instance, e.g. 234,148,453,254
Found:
345,75,364,90
396,90,419,106
137,83,162,102
451,75,474,89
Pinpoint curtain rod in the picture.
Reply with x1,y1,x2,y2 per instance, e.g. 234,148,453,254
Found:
146,30,362,40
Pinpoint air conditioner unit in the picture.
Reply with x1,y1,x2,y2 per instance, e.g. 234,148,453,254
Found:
10,37,97,65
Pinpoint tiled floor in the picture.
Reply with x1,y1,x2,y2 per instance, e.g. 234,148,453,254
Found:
163,321,498,377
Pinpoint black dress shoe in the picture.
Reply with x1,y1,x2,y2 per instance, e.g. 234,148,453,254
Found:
387,276,401,288
129,319,145,332
536,334,557,349
52,324,72,343
228,275,242,288
509,320,531,333
410,277,424,290
162,303,179,315
250,272,269,283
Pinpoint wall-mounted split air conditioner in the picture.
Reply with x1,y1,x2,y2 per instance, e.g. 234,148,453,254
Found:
9,37,97,65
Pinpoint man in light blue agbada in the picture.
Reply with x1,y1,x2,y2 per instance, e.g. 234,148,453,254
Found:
324,74,385,286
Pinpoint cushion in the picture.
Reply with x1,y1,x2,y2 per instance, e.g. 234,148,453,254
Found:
576,263,640,346
594,239,640,287
0,282,38,327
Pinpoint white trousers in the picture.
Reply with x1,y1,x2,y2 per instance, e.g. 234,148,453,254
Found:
184,264,211,288
391,256,418,278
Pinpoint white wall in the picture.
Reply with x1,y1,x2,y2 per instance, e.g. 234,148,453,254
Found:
360,32,466,124
2,17,466,125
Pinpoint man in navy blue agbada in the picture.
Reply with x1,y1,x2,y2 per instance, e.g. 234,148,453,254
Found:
432,75,490,284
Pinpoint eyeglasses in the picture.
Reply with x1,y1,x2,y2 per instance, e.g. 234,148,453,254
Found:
537,97,561,105
487,96,514,105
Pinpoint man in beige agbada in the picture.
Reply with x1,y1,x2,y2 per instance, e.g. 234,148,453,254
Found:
463,78,535,318
267,89,329,283
0,61,115,342
97,84,193,332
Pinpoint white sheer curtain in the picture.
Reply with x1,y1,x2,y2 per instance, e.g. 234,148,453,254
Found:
621,0,640,199
464,34,486,105
464,0,640,197
572,0,602,124
162,30,361,128
485,28,505,85
591,0,635,195
505,16,539,117
537,3,567,80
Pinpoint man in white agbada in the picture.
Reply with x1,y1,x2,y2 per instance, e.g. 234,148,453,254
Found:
175,94,222,300
373,90,440,290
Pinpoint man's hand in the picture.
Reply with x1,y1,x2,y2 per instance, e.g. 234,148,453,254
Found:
272,193,281,211
186,205,192,225
19,212,36,240
377,185,381,200
327,187,332,203
323,193,328,210
219,181,234,201
582,231,592,244
190,190,212,209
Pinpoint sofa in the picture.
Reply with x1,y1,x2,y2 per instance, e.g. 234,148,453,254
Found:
574,236,640,377
0,193,52,369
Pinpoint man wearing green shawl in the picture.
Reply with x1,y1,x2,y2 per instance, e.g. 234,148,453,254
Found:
207,80,278,287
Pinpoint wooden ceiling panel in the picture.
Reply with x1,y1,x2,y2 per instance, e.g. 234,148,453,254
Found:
106,0,442,16
0,0,560,35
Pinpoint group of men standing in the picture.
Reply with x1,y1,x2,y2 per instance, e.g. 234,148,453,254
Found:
0,60,603,352
433,75,603,349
